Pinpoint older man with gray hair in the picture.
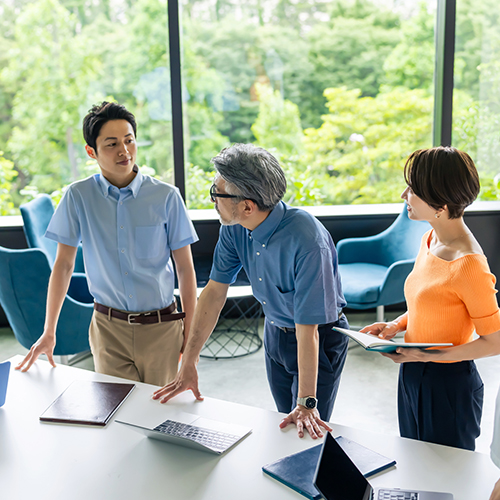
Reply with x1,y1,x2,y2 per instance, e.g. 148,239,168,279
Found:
153,144,349,439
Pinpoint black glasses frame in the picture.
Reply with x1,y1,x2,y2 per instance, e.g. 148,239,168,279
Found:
210,184,241,203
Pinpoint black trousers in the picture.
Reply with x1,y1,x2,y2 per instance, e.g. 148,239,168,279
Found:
263,315,349,421
398,361,483,451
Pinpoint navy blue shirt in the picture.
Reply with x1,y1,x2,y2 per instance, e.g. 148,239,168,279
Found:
209,201,345,328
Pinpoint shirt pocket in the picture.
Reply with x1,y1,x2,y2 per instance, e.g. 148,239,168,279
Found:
135,225,166,259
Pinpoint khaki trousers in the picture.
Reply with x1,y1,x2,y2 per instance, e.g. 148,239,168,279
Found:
89,308,184,387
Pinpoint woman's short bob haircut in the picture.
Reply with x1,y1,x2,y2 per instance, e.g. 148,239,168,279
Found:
404,146,480,219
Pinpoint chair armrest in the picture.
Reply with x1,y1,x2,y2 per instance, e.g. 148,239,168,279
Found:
55,297,93,355
377,259,416,306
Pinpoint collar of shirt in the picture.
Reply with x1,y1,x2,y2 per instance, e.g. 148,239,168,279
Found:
249,201,286,246
95,166,143,199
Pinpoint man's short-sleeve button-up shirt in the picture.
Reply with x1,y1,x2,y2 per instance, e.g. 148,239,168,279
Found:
209,201,345,328
45,169,198,312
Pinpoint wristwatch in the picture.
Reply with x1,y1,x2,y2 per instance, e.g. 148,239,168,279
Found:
297,396,318,410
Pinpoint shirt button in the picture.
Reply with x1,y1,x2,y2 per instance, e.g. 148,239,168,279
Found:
263,301,266,305
271,321,274,324
125,272,128,275
120,226,124,229
120,202,123,205
121,249,125,253
259,278,262,281
129,294,133,298
249,236,252,240
262,244,265,248
256,252,260,256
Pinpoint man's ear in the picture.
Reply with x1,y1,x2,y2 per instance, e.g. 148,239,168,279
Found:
85,145,97,159
241,199,257,216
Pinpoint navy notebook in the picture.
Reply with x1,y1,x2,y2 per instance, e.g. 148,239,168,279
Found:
262,435,396,500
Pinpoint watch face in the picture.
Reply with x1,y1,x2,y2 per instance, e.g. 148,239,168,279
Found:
305,397,317,409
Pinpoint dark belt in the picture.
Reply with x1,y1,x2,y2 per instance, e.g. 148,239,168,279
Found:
277,309,344,333
94,301,185,325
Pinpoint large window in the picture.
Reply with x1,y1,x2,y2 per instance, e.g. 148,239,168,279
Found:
182,0,436,208
3,0,495,214
0,0,174,213
453,0,500,200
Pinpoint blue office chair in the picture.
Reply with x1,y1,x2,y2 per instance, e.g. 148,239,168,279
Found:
0,246,92,363
337,204,430,322
20,194,92,304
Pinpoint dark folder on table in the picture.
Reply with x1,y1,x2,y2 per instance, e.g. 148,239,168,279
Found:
40,380,135,426
262,436,396,500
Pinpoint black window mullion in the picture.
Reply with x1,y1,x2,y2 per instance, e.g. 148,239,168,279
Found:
167,0,186,200
433,0,456,147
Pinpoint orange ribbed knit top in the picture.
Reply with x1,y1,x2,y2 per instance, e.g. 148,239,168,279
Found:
402,230,500,350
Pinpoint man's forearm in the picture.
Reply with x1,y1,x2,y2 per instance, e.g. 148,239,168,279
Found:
176,268,197,342
295,324,319,399
44,259,75,334
181,282,228,365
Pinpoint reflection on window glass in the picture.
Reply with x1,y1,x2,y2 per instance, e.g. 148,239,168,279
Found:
0,0,173,214
182,0,436,208
454,0,500,201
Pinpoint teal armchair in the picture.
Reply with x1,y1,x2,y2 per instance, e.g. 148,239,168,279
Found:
0,246,92,362
337,204,430,322
20,194,92,304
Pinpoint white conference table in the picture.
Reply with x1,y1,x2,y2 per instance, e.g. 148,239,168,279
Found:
1,354,498,500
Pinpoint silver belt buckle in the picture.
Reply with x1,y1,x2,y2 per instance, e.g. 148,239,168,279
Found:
128,313,140,324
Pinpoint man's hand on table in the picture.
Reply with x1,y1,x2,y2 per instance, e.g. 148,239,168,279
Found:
279,405,332,439
15,332,56,372
152,363,204,404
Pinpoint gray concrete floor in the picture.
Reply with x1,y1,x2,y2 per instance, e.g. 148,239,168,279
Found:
1,310,499,454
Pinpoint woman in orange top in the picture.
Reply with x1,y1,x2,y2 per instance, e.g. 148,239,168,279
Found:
361,146,500,451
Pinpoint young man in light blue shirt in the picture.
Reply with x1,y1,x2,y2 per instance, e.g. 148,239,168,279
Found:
16,102,198,386
153,143,349,438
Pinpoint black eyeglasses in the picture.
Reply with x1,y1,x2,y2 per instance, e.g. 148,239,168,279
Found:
210,184,241,203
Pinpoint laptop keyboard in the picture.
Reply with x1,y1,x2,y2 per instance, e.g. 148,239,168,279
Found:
377,491,418,500
153,419,240,452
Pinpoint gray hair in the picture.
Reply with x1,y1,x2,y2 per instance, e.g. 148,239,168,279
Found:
211,144,287,211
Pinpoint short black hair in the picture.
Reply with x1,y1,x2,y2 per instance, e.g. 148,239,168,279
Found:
83,101,137,151
404,146,480,219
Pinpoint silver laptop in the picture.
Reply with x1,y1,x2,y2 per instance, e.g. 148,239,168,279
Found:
116,410,252,455
314,432,453,500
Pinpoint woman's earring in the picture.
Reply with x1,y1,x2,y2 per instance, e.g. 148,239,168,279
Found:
435,212,440,219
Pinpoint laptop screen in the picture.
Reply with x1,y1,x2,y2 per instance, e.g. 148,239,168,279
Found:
314,432,371,500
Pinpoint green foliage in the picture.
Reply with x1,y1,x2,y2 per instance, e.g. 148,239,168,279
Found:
0,151,18,215
301,86,433,204
1,0,499,211
251,85,303,156
382,3,435,90
185,164,214,209
1,0,101,193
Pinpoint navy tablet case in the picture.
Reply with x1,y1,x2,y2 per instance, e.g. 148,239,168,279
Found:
262,435,396,500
